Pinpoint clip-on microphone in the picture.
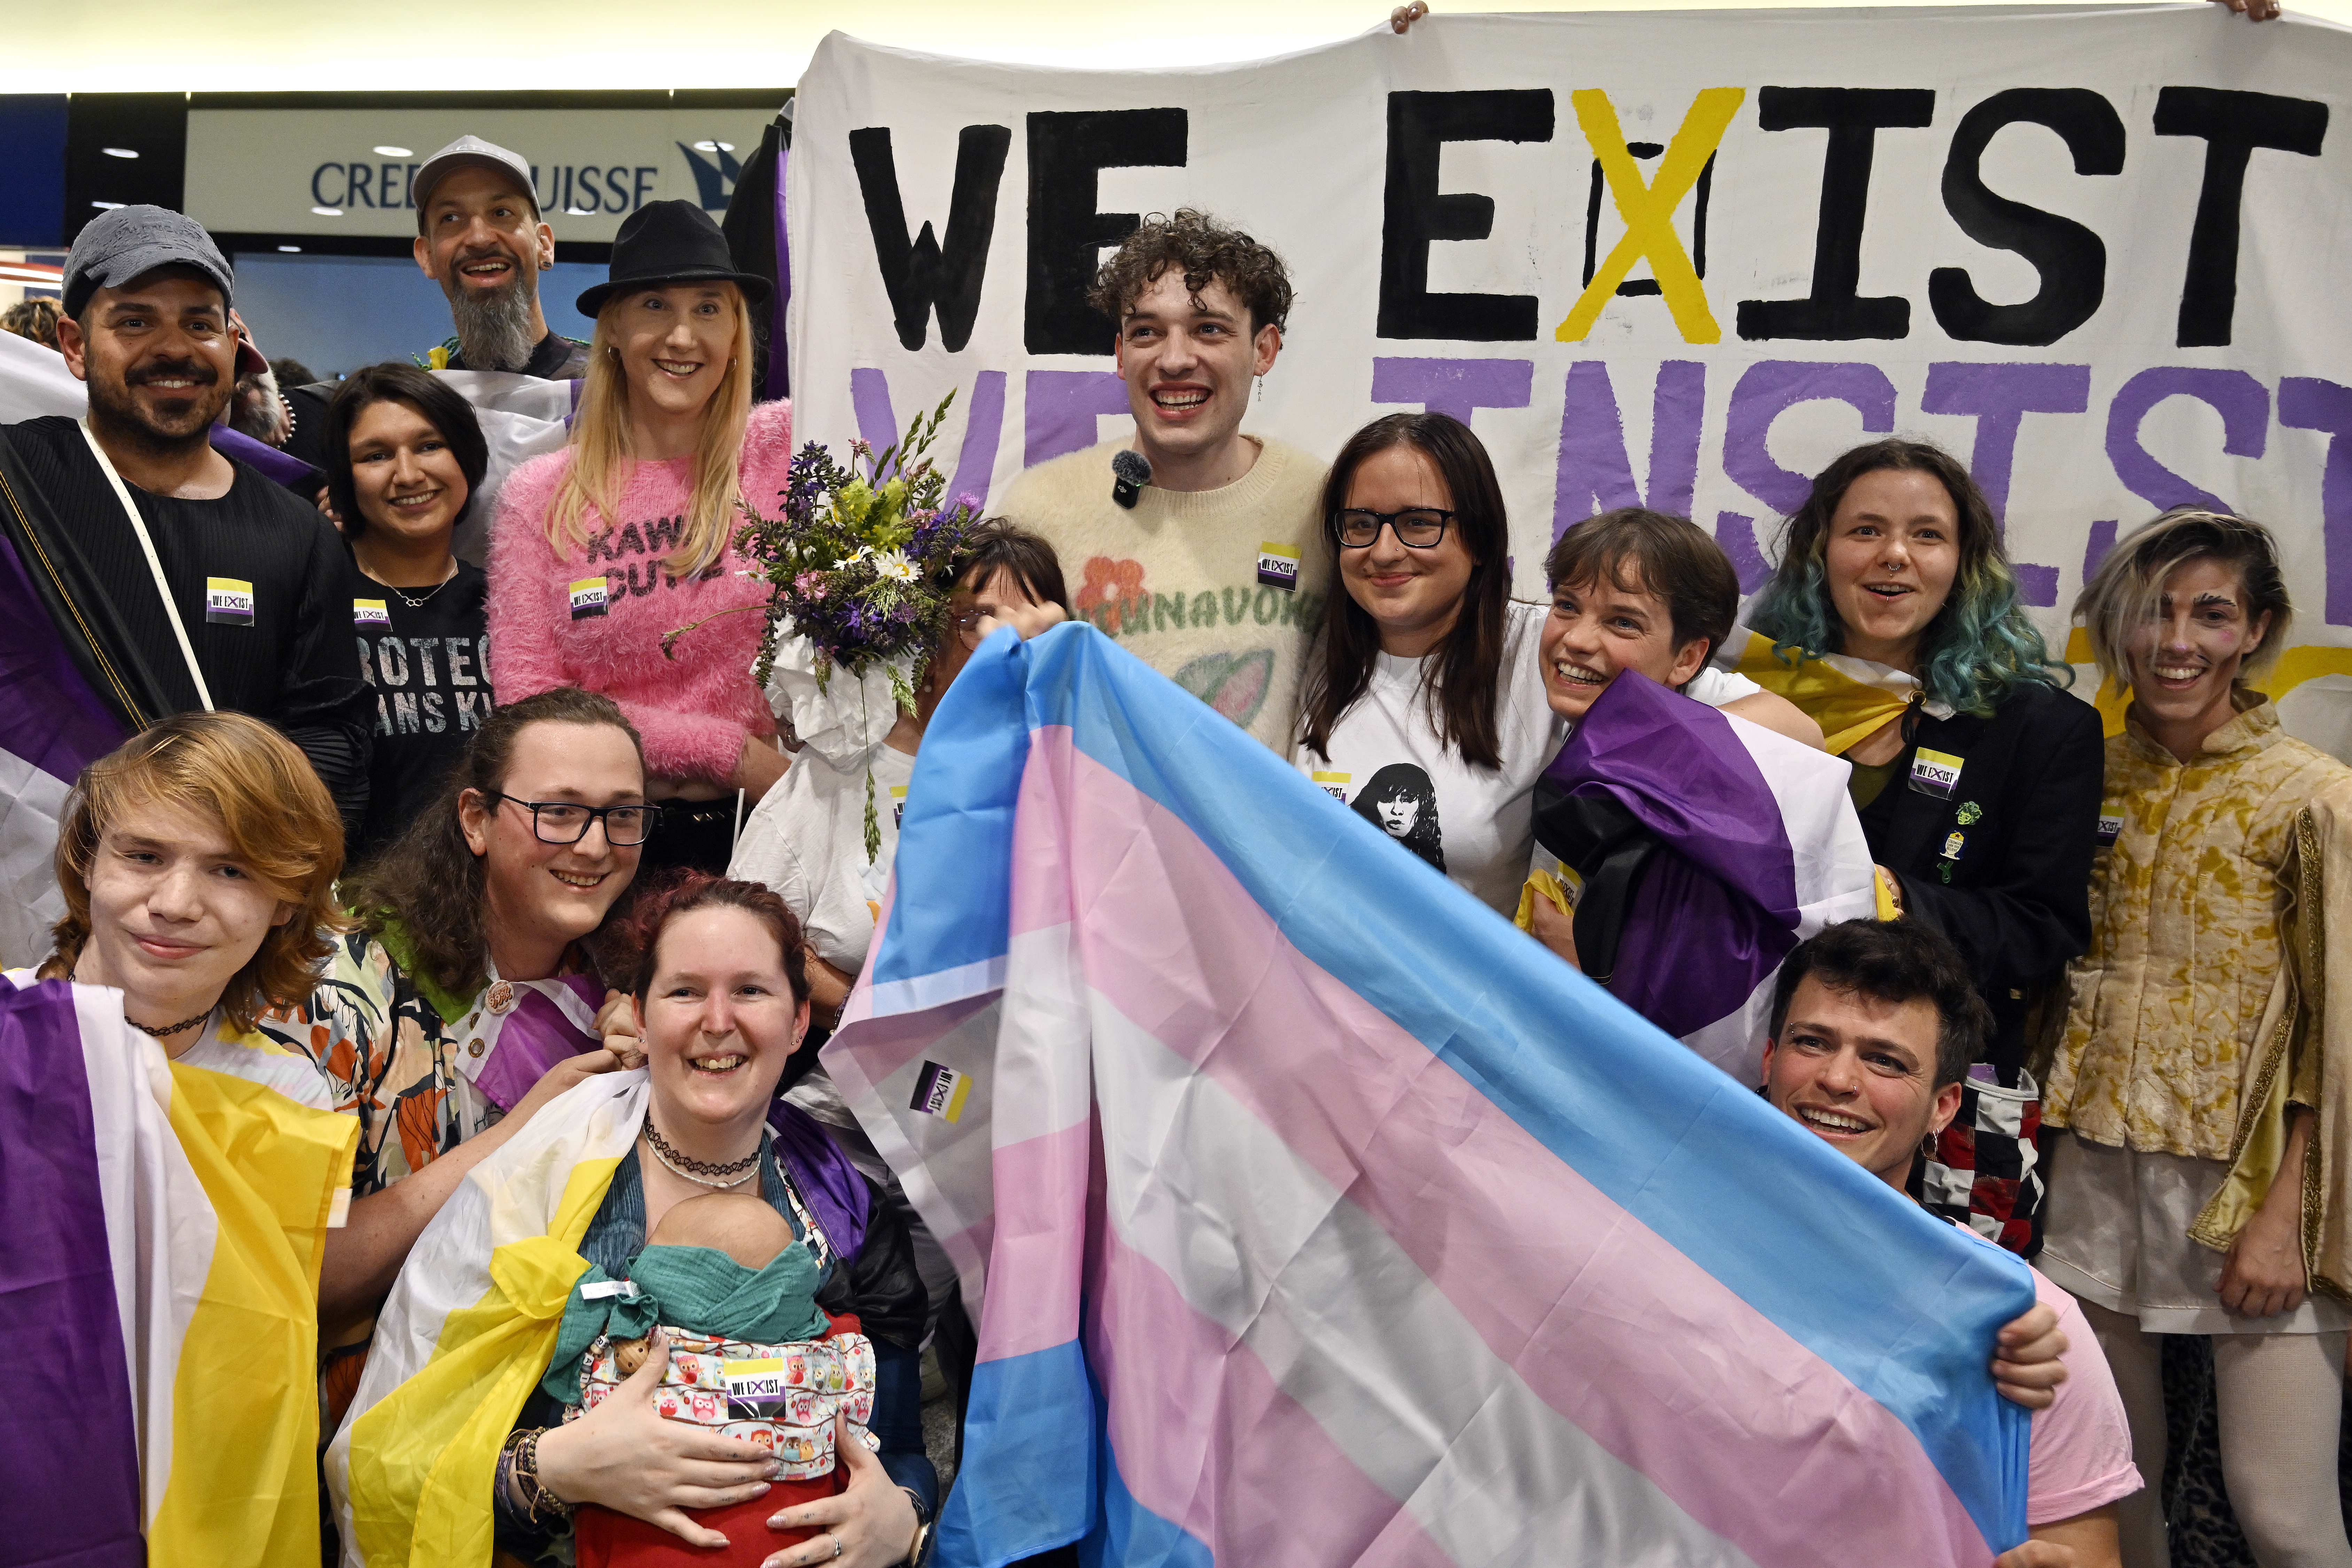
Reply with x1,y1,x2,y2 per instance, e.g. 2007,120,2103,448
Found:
1111,449,1152,509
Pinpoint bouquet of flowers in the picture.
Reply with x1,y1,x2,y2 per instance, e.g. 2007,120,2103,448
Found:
665,389,982,861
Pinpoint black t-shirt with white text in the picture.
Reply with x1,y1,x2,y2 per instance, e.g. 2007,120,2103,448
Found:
349,559,494,864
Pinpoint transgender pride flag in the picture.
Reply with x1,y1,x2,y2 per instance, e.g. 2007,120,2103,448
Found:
825,623,2033,1568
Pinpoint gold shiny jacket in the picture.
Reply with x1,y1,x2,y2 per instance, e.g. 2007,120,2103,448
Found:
2042,697,2349,1159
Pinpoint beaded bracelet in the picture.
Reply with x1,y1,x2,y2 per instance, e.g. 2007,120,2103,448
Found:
499,1427,575,1526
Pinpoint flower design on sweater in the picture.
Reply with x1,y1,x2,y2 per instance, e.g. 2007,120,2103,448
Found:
1076,556,1148,635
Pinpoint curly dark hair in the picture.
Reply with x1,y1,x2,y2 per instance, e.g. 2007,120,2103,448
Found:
341,688,646,999
1086,209,1294,336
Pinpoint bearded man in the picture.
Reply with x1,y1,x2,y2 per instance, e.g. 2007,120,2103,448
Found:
406,135,591,379
0,205,372,831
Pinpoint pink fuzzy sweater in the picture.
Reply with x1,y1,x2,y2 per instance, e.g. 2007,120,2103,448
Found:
487,400,792,785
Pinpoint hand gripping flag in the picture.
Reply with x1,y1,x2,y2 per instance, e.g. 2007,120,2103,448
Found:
0,977,359,1568
826,622,2034,1568
1532,669,1880,1082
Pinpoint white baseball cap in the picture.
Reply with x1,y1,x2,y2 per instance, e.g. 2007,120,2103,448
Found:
411,135,541,229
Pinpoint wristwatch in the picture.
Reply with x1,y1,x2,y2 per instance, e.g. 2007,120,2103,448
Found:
900,1488,933,1565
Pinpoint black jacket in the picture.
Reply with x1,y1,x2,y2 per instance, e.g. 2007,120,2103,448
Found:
1855,681,2104,1067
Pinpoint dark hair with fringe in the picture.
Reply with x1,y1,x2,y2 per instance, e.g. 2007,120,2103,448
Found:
2074,506,2291,689
1545,509,1740,674
1746,438,2068,716
41,712,347,1032
324,361,491,542
341,688,645,999
1769,919,1990,1091
954,517,1070,614
1087,208,1294,337
1299,412,1512,769
603,871,810,1006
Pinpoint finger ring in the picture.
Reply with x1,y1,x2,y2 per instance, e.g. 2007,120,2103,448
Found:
830,1534,844,1560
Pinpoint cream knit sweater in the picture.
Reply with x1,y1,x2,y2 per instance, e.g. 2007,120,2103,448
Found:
996,435,1331,751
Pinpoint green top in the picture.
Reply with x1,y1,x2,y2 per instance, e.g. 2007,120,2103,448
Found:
539,1240,831,1406
1847,757,1901,811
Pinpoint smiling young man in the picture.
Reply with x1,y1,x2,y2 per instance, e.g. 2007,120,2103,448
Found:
0,205,374,835
995,209,1330,750
1762,919,2141,1568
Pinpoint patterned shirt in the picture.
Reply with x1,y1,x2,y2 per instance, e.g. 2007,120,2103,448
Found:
258,928,492,1195
2043,699,2350,1159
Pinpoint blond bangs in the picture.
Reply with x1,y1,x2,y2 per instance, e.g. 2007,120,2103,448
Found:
547,286,757,580
44,713,346,1031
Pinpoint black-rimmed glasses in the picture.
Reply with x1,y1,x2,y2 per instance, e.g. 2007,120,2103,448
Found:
1332,508,1455,549
484,792,660,847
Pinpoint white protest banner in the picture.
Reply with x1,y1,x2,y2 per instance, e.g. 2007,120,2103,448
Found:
787,7,2352,751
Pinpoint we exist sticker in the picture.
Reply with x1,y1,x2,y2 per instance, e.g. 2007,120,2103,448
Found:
205,577,255,625
1908,748,1964,799
353,598,390,626
569,576,610,619
910,1060,971,1123
1256,541,1301,591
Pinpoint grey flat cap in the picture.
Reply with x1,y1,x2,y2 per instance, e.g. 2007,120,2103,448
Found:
412,135,541,223
63,205,233,317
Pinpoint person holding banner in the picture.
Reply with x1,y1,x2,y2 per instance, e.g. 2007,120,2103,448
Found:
1741,438,2101,1244
489,200,790,875
328,873,932,1568
323,362,498,864
1760,919,2140,1568
2039,509,2352,1568
997,209,1330,753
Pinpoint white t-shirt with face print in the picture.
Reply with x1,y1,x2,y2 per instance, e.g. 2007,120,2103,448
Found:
1294,601,1566,915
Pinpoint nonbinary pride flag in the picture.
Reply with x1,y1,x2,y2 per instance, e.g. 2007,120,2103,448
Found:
826,623,2033,1568
0,977,358,1568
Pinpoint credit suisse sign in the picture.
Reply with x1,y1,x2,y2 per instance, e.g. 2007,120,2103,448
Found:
185,106,782,242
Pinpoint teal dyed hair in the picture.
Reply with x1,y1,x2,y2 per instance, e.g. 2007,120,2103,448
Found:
1747,438,2070,716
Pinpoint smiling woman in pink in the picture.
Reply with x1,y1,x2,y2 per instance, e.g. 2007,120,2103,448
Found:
489,200,789,874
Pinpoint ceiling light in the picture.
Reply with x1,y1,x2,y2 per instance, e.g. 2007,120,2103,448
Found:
278,244,302,253
102,146,138,159
90,200,124,210
373,145,413,157
692,140,735,153
311,206,343,217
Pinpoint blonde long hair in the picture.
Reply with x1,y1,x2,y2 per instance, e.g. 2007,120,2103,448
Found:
545,283,756,579
40,712,347,1032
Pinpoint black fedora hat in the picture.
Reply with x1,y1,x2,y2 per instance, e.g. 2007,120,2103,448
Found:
575,199,773,316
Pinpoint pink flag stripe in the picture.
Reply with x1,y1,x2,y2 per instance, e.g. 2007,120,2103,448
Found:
1085,1211,1466,1568
1018,728,1992,1568
973,1116,1092,1362
1076,999,1759,1568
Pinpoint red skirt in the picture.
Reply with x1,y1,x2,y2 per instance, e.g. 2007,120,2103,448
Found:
574,1475,845,1568
573,1312,865,1568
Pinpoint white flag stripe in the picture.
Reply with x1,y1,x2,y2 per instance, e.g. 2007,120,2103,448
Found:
1088,986,1760,1568
72,981,213,1527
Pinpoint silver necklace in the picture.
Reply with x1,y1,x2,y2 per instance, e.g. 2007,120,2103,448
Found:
362,559,459,610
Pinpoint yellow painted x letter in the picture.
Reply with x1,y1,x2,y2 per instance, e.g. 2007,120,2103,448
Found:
1556,87,1746,344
